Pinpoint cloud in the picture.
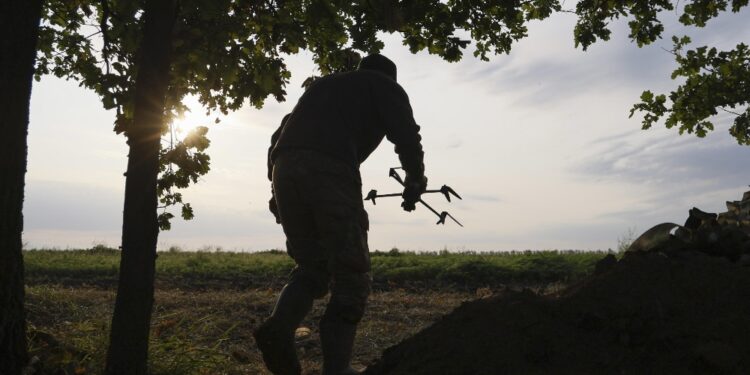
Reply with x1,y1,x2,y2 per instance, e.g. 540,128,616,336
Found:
24,180,123,231
573,128,750,189
454,8,750,109
22,178,287,250
568,123,750,237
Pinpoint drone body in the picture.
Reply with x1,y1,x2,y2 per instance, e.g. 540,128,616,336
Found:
364,168,463,227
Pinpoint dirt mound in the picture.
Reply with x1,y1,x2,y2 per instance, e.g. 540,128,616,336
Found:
364,251,750,374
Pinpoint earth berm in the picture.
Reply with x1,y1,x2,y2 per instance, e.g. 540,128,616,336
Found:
365,251,750,374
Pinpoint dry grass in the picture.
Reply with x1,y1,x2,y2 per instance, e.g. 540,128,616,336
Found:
23,249,604,373
25,285,472,374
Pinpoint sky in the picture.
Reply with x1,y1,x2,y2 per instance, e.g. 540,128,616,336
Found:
24,8,750,252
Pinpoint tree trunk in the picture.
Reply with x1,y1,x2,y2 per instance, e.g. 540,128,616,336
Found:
105,1,177,373
0,0,43,374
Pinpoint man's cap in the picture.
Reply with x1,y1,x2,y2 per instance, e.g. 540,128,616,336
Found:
357,54,397,81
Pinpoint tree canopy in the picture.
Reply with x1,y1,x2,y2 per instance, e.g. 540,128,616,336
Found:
34,0,567,227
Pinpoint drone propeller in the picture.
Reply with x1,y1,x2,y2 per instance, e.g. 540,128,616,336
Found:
437,211,464,227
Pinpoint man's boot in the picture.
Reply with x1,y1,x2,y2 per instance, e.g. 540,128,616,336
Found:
254,283,315,375
320,315,360,375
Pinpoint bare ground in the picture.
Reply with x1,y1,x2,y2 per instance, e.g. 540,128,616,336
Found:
25,285,476,374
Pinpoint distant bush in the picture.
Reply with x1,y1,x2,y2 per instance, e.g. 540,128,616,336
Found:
89,244,119,254
617,227,639,253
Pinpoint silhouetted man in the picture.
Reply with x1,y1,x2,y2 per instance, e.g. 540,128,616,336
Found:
255,54,427,375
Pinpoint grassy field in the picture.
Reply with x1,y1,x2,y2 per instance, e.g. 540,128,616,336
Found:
24,247,605,290
23,248,608,374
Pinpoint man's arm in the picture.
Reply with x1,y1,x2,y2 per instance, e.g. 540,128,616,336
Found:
268,114,289,181
268,114,289,223
372,80,427,210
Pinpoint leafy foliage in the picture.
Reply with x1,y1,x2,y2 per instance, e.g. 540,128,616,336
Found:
573,0,675,49
631,37,750,144
157,126,210,229
566,0,749,143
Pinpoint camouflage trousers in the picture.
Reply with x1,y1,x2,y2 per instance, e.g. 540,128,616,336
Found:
272,150,371,323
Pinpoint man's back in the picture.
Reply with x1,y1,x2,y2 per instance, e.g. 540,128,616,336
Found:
271,69,423,174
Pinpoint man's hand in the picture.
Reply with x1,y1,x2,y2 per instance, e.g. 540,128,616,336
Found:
269,196,281,224
401,175,427,212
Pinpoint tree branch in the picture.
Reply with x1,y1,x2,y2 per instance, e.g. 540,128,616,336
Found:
720,107,742,116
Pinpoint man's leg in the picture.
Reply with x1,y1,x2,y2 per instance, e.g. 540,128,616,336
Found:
320,271,371,375
269,150,371,374
256,151,330,375
254,264,329,375
272,264,330,326
313,193,371,375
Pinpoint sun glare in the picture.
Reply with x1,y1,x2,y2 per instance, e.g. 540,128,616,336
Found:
171,109,213,140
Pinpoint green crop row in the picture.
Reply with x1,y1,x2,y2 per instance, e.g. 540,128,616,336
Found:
23,247,608,290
